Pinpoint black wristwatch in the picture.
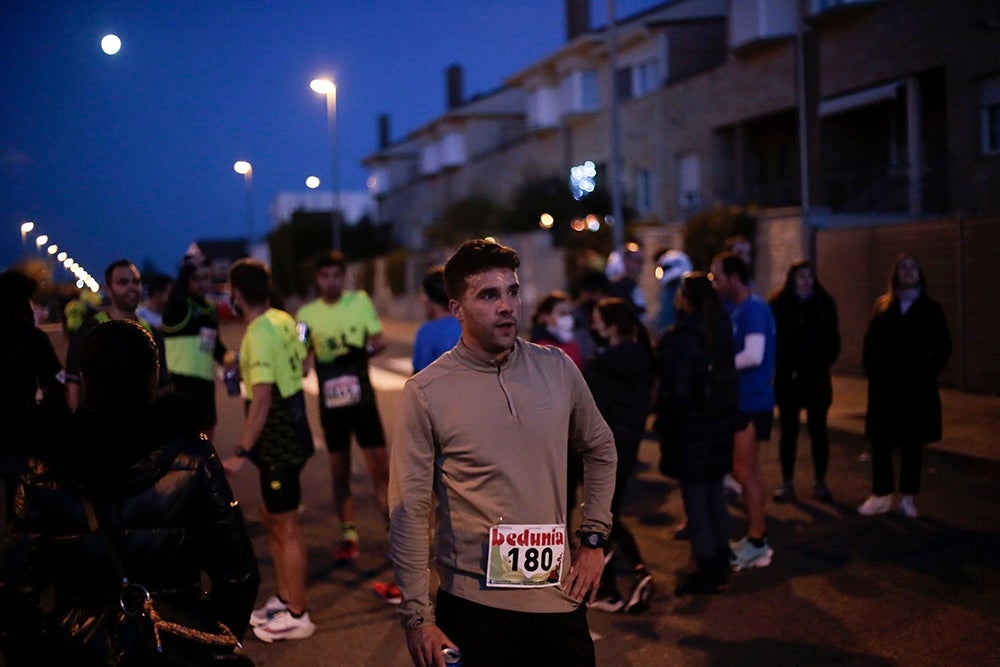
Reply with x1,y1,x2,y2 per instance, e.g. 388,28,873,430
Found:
576,530,607,549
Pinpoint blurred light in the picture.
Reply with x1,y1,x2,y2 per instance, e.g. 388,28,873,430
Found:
63,258,73,268
35,234,48,247
57,251,67,261
571,218,586,232
101,34,122,55
305,176,320,189
655,266,664,280
484,236,497,244
366,176,377,190
586,215,600,232
233,161,252,175
21,221,34,234
76,279,84,289
310,78,335,95
626,241,640,253
570,160,597,200
47,244,58,254
539,213,554,229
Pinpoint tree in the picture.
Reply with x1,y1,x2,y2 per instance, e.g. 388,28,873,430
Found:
425,195,508,247
682,204,757,271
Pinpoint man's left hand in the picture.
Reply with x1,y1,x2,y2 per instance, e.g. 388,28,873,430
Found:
562,546,605,603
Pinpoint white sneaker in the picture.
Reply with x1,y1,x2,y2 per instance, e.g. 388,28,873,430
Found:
897,495,918,518
249,595,287,627
252,609,316,643
857,494,893,516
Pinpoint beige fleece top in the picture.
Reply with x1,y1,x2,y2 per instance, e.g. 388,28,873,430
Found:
388,338,617,628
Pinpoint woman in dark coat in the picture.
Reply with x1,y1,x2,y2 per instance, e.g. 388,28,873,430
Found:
768,260,840,503
859,253,951,519
584,298,655,613
655,273,737,595
0,320,259,665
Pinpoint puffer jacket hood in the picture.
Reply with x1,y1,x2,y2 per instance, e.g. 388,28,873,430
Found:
39,392,202,499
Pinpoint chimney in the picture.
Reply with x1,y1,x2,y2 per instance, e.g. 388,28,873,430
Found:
566,0,590,41
378,114,391,150
446,64,463,110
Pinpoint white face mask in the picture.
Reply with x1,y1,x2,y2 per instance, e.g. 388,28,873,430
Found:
552,314,575,342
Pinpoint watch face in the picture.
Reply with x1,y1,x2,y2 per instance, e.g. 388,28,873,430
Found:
587,533,600,547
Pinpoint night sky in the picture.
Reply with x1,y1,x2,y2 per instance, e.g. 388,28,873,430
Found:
1,0,658,282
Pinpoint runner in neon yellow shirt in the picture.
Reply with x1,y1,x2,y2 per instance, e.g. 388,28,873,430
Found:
222,259,316,642
296,251,388,564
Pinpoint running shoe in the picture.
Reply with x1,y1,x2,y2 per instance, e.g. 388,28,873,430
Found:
897,495,918,518
335,539,360,562
772,481,796,503
729,536,773,571
249,595,287,628
252,609,316,643
372,580,403,604
814,480,833,503
587,589,624,613
857,494,893,516
623,569,655,613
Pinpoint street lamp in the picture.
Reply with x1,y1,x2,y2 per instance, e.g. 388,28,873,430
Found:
233,160,255,245
20,221,34,248
35,234,48,254
310,77,341,251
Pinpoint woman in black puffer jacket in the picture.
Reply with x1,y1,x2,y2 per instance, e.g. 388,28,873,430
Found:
0,320,259,666
656,273,737,595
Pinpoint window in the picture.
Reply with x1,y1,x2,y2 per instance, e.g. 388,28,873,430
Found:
616,67,634,101
635,168,654,215
677,153,701,208
562,70,600,114
982,76,1000,156
634,60,659,97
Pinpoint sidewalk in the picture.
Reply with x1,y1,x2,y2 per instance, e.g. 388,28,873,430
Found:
380,318,1000,464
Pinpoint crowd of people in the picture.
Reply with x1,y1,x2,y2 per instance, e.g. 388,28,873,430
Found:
0,237,951,665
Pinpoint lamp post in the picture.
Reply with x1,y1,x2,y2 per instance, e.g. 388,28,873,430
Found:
310,77,341,251
233,160,255,246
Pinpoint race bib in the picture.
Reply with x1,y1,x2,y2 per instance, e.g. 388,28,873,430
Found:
486,523,565,588
198,327,217,353
322,375,362,409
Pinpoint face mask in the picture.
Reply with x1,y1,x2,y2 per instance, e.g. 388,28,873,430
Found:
548,314,575,342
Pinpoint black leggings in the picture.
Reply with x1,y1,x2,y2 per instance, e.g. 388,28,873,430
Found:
777,400,830,483
600,438,644,589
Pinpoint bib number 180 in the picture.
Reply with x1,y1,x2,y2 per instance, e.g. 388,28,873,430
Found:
486,524,565,588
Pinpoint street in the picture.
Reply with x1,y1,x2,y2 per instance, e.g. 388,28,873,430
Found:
203,320,1000,666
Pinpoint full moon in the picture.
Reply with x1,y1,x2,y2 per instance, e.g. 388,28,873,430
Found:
101,34,122,55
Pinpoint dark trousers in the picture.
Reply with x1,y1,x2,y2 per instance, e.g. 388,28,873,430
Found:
871,439,923,495
680,477,730,560
777,400,830,483
435,589,595,667
599,438,644,591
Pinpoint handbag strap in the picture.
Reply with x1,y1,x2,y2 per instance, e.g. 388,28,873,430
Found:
81,496,129,583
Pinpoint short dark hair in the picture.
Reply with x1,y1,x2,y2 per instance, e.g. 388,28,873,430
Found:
532,291,570,326
145,273,173,297
713,251,750,285
316,251,347,272
572,269,610,299
443,239,520,300
81,319,158,409
104,259,135,285
422,265,449,307
229,258,271,307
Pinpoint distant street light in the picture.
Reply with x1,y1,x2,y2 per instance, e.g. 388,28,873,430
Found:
35,234,48,253
306,176,320,189
47,244,58,255
310,77,341,251
233,160,255,244
101,34,122,55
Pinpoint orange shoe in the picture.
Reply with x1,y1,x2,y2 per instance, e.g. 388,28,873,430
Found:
335,539,359,563
371,580,402,604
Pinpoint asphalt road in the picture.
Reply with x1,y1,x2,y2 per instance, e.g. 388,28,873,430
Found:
14,318,987,667
198,321,1000,666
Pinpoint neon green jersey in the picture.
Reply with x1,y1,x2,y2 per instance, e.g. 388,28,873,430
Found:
296,291,382,364
239,308,306,401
